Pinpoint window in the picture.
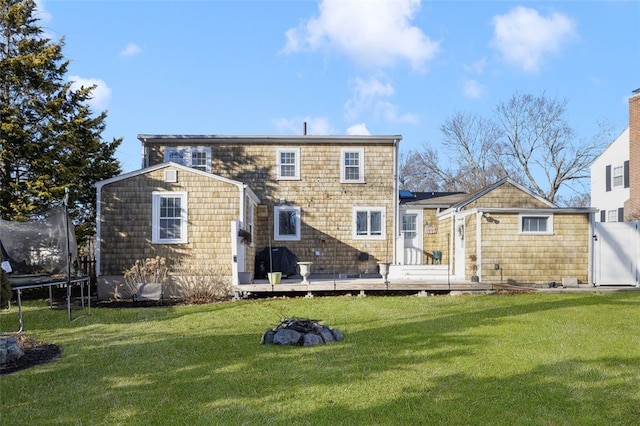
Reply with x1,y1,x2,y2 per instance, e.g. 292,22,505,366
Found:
276,148,300,180
353,207,385,239
341,148,364,183
152,192,187,243
402,214,417,239
613,166,624,187
164,146,211,173
519,214,553,235
274,206,300,240
247,201,255,246
607,210,618,223
191,147,210,172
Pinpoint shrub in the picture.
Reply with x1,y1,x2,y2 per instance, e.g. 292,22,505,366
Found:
171,262,231,304
122,257,168,299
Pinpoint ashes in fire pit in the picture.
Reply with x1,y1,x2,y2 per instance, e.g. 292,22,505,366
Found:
261,317,344,347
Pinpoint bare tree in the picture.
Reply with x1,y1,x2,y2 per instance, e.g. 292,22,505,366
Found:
495,93,610,205
401,92,611,205
400,111,514,194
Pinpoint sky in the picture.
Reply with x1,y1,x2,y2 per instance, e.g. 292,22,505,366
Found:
35,0,640,176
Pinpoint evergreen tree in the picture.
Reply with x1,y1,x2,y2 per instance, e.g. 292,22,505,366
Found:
0,0,121,244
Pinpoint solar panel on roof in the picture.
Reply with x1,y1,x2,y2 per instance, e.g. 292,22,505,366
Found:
399,190,415,199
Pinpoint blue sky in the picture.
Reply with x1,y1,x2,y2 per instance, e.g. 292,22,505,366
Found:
37,0,639,175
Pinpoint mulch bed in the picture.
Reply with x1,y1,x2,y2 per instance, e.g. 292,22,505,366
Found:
1,334,61,375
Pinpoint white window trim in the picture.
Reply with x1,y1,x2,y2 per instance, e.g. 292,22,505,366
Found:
607,210,619,223
164,146,211,173
274,205,301,241
340,148,365,183
612,165,624,188
152,191,188,244
247,200,256,246
191,146,212,172
352,207,385,240
519,213,553,235
276,148,300,180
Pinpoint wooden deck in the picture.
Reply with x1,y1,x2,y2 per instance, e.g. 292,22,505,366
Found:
232,275,494,298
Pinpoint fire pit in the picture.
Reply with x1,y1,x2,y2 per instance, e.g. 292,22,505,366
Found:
261,317,344,347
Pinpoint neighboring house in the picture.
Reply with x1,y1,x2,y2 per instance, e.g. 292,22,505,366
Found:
393,178,594,286
591,88,640,222
96,134,401,296
590,127,630,222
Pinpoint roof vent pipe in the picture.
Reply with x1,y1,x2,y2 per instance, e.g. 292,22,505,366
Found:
303,121,307,135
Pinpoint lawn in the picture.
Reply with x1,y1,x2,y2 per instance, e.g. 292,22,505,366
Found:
2,291,640,425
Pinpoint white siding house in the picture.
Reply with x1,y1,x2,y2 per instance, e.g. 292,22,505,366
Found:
591,127,630,222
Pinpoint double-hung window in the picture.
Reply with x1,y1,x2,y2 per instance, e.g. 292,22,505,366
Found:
276,148,300,180
341,148,364,183
274,206,301,241
519,214,553,235
612,165,624,188
164,146,211,173
152,192,188,244
353,207,385,239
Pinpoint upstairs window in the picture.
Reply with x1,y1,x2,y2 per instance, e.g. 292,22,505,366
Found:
164,146,211,173
353,207,385,239
341,148,364,183
152,192,188,244
612,166,624,188
520,214,553,235
276,148,300,180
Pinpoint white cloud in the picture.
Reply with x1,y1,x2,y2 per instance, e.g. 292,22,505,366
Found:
282,0,439,71
68,76,111,111
345,75,395,119
273,116,335,135
344,75,417,124
463,58,487,75
463,79,487,99
491,6,576,73
120,43,142,57
373,101,419,124
34,0,52,22
346,123,370,135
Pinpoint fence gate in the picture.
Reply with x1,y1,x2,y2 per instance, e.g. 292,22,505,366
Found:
592,221,640,286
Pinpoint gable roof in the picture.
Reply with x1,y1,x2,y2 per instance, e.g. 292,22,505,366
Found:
95,162,259,203
452,177,556,211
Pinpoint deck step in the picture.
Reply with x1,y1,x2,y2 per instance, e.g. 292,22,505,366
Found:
388,265,452,280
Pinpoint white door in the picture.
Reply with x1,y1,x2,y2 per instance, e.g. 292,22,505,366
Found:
593,221,639,285
401,210,423,265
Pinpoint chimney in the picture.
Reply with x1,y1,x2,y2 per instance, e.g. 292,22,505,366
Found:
625,88,640,220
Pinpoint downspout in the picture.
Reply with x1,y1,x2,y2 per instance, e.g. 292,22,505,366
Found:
392,138,399,265
95,182,103,277
476,211,482,282
589,211,595,286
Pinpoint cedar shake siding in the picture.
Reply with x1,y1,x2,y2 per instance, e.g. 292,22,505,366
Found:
98,165,243,277
139,135,400,276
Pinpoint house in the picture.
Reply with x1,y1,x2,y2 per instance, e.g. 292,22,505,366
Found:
591,88,640,222
95,134,401,297
392,178,594,286
96,132,596,298
590,128,630,222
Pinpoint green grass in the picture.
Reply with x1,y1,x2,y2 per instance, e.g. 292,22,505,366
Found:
2,292,640,425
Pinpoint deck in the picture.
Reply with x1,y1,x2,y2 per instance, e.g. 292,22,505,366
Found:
232,274,494,298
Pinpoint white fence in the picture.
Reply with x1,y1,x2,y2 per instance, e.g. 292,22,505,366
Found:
592,221,640,286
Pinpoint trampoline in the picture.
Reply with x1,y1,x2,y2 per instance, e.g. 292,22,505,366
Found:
1,198,90,333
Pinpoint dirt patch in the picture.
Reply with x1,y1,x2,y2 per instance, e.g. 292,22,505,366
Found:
1,334,61,375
